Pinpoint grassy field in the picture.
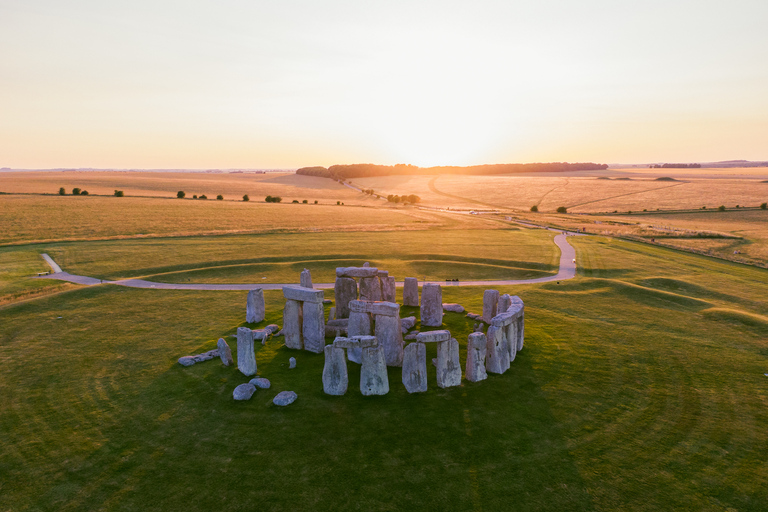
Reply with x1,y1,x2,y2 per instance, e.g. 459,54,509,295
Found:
1,234,767,510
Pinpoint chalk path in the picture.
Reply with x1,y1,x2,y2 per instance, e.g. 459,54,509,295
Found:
36,232,578,291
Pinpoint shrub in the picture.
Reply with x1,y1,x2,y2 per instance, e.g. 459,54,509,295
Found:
761,202,767,210
292,200,299,203
718,205,726,211
200,194,207,199
177,191,185,199
72,188,81,195
337,201,341,205
314,200,318,204
265,195,282,203
192,194,198,199
302,199,308,204
58,187,66,196
114,190,124,197
217,195,223,200
242,194,249,202
81,190,89,196
530,205,538,212
556,206,567,213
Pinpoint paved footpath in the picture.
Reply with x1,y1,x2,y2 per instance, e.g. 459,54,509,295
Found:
36,231,578,291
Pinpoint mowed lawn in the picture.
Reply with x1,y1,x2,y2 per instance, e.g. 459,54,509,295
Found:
1,235,767,510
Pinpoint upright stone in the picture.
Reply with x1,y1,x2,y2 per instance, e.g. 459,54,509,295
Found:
283,299,303,350
402,342,427,393
466,332,487,382
375,314,404,367
436,338,461,388
516,316,525,352
347,312,372,363
322,345,348,395
498,293,512,314
483,289,500,323
217,338,234,366
485,325,510,374
302,301,325,353
506,322,518,363
328,307,336,322
420,283,443,327
236,327,257,376
334,277,358,319
360,345,389,396
382,276,396,303
403,277,419,307
300,268,313,289
246,288,265,324
359,276,382,301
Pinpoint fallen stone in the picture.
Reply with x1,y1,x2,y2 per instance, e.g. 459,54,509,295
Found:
404,331,420,340
192,349,219,363
359,276,382,301
436,338,461,388
288,357,296,369
334,277,358,319
400,316,416,333
217,338,234,366
403,277,419,307
283,299,303,350
300,268,313,288
363,262,370,267
420,283,443,327
323,345,348,395
336,267,378,278
178,356,196,366
233,383,257,401
323,299,332,305
483,289,500,323
265,324,280,334
237,327,257,376
246,288,265,324
283,285,324,304
275,330,284,337
466,312,483,321
302,300,325,353
402,342,427,393
249,377,271,389
325,324,347,337
273,391,298,406
252,329,270,343
442,303,465,313
360,346,389,396
465,332,488,382
375,313,403,367
416,329,451,343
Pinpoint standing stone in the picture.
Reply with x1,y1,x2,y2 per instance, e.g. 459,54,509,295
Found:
403,277,419,307
483,289,500,323
420,283,443,327
328,306,336,322
289,357,296,369
217,338,234,366
485,325,510,374
363,262,370,267
360,345,389,396
236,327,257,376
359,276,382,301
322,345,348,395
466,332,487,382
246,288,265,324
516,316,525,352
300,269,313,288
283,299,303,350
498,293,512,314
436,338,461,388
302,301,325,353
347,311,372,364
374,314,404,367
506,322,518,363
402,342,427,393
334,277,358,319
382,276,396,303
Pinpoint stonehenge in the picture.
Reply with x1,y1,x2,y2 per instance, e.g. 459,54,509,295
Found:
420,283,443,327
465,332,487,382
300,268,313,288
282,285,325,353
403,277,419,306
348,299,403,366
246,288,265,324
402,342,427,393
236,327,257,376
401,330,463,393
482,289,500,323
177,348,219,366
333,267,398,318
436,337,461,388
486,293,525,374
322,345,348,395
325,335,389,396
217,338,233,366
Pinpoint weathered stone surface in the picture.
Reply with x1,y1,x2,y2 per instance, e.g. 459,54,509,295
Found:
322,345,348,395
403,277,419,307
289,357,296,369
466,312,483,321
327,318,349,327
178,356,196,366
497,293,512,315
485,325,510,374
505,322,518,363
375,314,404,367
360,346,389,396
332,336,360,349
404,331,420,340
233,383,256,401
382,276,396,303
466,332,488,382
347,311,372,364
283,299,303,350
377,270,389,277
420,283,443,327
336,267,378,278
217,338,234,366
266,324,280,334
237,327,257,376
358,335,378,348
334,277,358,319
252,329,270,344
443,303,465,313
363,262,370,267
283,285,324,303
491,311,517,327
401,316,416,333
359,276,382,301
328,307,336,322
302,300,325,353
416,329,451,343
516,315,525,352
482,289,500,323
350,300,400,317
325,324,347,338
300,268,313,289
323,299,332,304
249,377,271,389
273,390,297,406
246,288,265,324
402,342,427,393
436,338,462,388
179,348,220,366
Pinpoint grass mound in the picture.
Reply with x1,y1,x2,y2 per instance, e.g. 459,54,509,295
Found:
654,177,677,181
637,277,738,303
701,307,768,333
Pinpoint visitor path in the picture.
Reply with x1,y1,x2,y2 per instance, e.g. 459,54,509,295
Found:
36,231,578,291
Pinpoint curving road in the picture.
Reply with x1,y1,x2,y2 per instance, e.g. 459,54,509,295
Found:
36,232,577,291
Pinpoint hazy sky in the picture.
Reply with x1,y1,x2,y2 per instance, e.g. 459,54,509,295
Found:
1,0,767,168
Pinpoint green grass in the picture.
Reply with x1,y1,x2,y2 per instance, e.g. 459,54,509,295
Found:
0,247,76,305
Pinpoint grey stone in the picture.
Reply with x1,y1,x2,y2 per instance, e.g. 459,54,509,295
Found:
404,331,420,340
375,314,404,367
217,338,234,366
401,342,427,393
265,324,280,334
275,329,284,337
302,300,325,353
273,390,297,406
497,293,512,314
420,283,443,327
506,322,518,363
336,266,378,278
485,325,510,374
246,288,265,324
358,335,378,348
482,289,500,323
233,383,256,401
323,345,348,395
382,276,396,303
359,276,382,301
283,299,303,350
516,315,525,352
377,270,389,277
334,277,358,319
350,300,400,317
178,356,196,366
491,311,516,327
237,327,257,376
252,329,270,344
466,312,483,321
442,303,465,313
347,311,372,364
328,306,336,321
466,332,488,382
400,316,416,333
363,262,370,267
360,346,389,396
300,268,313,288
403,277,419,307
333,336,360,349
249,377,271,389
325,324,347,338
327,318,349,327
289,357,296,369
283,285,324,303
436,338,461,388
181,349,220,365
416,329,451,343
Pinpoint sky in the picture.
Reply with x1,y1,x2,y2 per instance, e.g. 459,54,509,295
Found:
1,0,767,169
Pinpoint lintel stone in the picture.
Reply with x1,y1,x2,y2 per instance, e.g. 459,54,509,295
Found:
416,330,451,343
282,285,324,303
336,267,379,278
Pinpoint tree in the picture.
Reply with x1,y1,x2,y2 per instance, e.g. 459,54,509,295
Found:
177,191,185,199
193,195,198,199
199,194,207,199
556,206,567,213
72,188,81,195
761,203,767,210
718,205,726,211
114,190,124,197
302,199,308,204
242,194,249,201
530,205,538,212
58,187,66,196
314,200,318,204
292,199,299,203
81,190,89,195
217,195,224,200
